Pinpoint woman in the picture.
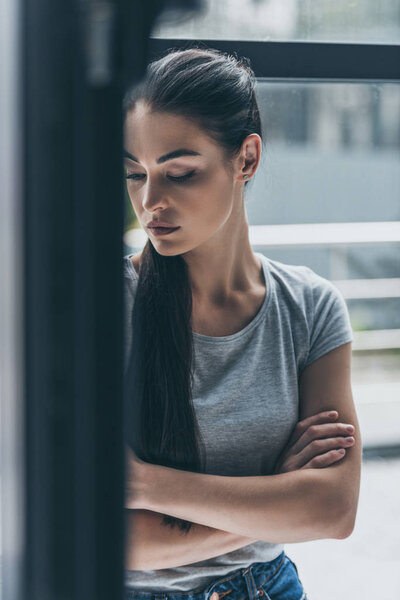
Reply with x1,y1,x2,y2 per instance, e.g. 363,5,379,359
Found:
122,46,362,600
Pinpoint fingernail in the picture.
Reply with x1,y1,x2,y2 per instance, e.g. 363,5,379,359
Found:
345,436,354,442
346,425,355,433
338,448,346,454
329,411,338,417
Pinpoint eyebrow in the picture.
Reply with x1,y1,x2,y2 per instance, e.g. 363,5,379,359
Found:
123,148,202,164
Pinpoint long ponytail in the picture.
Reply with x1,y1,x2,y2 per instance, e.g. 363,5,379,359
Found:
124,242,205,531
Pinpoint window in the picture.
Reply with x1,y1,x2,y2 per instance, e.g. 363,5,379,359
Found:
153,0,400,44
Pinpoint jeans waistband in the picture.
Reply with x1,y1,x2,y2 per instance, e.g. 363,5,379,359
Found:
125,550,286,600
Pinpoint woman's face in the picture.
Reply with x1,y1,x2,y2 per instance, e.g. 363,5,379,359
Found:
123,104,243,257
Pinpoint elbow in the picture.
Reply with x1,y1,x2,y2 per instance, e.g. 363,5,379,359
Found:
335,524,355,540
319,480,358,540
328,495,357,540
334,506,357,539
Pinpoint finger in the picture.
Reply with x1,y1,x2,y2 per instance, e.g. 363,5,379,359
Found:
291,422,356,455
300,448,347,469
289,411,339,447
277,435,354,473
296,435,355,466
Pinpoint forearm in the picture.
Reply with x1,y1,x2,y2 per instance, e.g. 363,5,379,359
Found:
142,465,347,543
124,509,257,570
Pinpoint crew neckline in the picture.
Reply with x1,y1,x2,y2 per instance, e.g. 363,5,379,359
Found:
124,251,272,343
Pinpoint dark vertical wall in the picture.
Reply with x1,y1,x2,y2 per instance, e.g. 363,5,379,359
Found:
20,1,182,599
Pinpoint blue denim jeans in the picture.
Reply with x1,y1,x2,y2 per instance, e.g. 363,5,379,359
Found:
125,551,308,600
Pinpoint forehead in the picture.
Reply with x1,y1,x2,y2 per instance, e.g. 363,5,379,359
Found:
124,106,219,161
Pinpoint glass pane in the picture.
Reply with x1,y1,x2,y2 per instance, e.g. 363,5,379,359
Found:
0,0,24,594
153,0,400,44
245,81,400,476
248,81,400,227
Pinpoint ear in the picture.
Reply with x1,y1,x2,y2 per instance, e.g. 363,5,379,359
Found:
235,133,262,182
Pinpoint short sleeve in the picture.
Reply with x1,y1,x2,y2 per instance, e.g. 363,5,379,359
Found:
303,269,354,370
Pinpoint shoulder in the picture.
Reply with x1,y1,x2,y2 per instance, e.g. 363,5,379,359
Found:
263,255,353,359
276,262,355,372
263,256,318,316
123,253,140,275
265,256,342,310
123,254,139,300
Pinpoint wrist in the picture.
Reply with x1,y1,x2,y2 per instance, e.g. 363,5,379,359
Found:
137,461,170,511
144,462,193,513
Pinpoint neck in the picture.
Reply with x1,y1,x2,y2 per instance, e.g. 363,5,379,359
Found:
181,207,262,306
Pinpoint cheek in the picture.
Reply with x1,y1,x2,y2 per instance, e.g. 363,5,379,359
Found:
182,197,230,240
197,178,233,224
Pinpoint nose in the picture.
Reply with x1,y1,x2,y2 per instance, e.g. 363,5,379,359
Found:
141,179,170,214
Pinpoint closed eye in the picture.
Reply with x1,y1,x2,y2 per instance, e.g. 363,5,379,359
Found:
125,170,196,184
168,170,196,183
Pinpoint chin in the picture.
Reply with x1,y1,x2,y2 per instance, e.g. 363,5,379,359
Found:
150,242,182,257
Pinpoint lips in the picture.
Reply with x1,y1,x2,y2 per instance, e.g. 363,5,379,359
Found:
147,220,179,228
148,226,179,230
149,226,180,237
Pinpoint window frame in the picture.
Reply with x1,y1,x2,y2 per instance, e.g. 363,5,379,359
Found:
149,38,400,81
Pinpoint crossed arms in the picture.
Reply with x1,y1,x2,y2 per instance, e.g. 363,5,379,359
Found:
125,342,362,570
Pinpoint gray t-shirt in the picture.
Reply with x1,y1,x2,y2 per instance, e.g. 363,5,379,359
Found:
123,251,354,592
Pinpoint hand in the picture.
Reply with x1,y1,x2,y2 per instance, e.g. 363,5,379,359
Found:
125,446,148,509
272,411,355,474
